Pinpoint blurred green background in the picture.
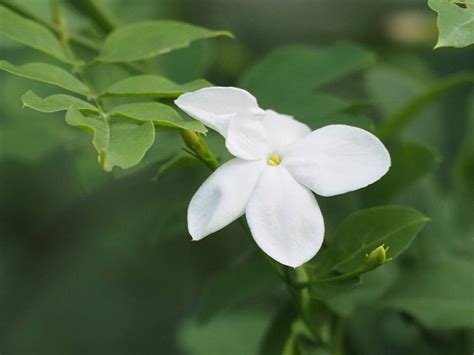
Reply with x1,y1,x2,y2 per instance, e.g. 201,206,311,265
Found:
1,0,473,354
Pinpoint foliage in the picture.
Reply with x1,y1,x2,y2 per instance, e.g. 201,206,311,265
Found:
0,0,473,354
429,0,474,48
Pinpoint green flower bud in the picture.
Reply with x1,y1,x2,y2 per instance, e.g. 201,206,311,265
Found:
365,244,391,269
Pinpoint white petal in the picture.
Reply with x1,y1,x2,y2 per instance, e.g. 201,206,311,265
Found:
188,158,264,240
245,166,325,267
262,110,311,152
175,87,263,136
282,125,391,197
225,117,270,160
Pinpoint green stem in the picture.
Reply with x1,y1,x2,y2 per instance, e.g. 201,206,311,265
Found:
294,265,368,289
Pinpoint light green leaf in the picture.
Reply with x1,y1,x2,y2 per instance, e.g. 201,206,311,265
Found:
102,75,211,97
362,143,440,204
97,20,231,63
318,206,429,274
0,5,72,64
428,0,474,48
0,60,90,95
239,44,375,124
109,102,207,133
65,107,155,171
21,90,98,113
382,258,474,329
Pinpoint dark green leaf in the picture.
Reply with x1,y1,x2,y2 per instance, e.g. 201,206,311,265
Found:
0,5,72,64
65,107,155,171
22,90,98,113
97,20,231,63
382,258,474,329
377,71,474,139
428,0,474,48
260,303,297,355
363,143,440,204
308,277,361,301
154,153,199,180
318,206,429,274
325,263,399,316
109,102,207,133
0,60,90,95
178,310,271,355
239,44,375,124
102,75,211,97
196,251,280,323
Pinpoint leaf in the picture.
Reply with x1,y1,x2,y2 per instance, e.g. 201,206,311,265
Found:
308,277,361,301
382,257,474,329
259,303,297,355
102,75,211,97
21,90,98,113
377,71,474,139
178,310,272,355
196,251,280,323
109,102,207,133
0,5,72,64
318,206,429,274
153,153,199,180
0,61,90,95
428,0,474,48
324,262,399,316
362,143,440,204
65,107,155,171
239,44,375,125
97,20,231,63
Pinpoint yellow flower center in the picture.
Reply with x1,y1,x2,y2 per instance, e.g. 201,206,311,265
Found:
267,154,282,166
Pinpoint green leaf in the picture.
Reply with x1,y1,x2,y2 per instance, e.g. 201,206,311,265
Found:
259,304,297,355
65,107,155,171
0,60,90,95
377,71,474,139
325,263,399,316
362,143,440,204
109,102,207,133
239,44,375,125
0,5,72,64
97,20,231,63
196,251,280,323
178,310,271,355
428,0,474,48
382,258,474,329
21,90,98,113
318,206,429,274
308,277,361,301
102,75,211,97
153,152,199,180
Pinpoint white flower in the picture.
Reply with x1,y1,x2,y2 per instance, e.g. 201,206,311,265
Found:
175,87,391,267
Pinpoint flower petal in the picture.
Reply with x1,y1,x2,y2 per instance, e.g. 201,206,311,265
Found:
188,158,264,240
262,110,311,152
175,87,263,136
245,166,325,267
282,125,391,197
225,117,270,160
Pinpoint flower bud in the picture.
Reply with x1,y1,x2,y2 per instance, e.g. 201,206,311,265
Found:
365,244,390,269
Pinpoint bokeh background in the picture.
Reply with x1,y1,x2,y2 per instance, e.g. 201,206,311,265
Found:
1,0,473,354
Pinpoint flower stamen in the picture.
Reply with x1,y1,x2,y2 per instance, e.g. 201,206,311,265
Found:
267,154,282,166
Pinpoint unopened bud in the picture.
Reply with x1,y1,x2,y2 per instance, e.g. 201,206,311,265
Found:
365,244,390,269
